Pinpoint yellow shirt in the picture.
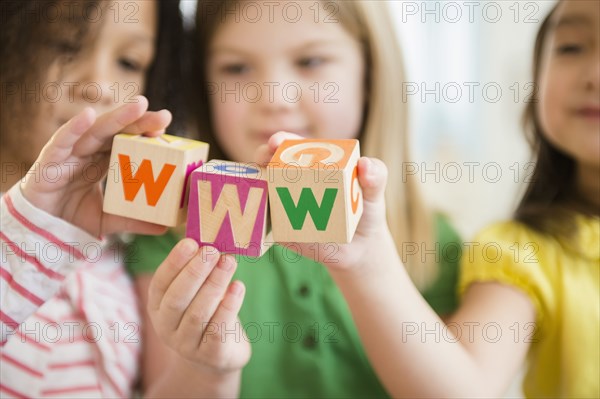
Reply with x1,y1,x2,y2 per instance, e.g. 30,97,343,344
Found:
460,216,599,398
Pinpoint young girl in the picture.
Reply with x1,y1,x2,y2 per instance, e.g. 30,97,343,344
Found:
128,1,461,397
0,1,199,396
217,1,595,397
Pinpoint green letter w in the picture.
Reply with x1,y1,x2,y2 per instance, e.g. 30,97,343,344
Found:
276,187,338,231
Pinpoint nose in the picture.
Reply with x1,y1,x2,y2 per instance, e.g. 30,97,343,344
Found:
583,47,600,92
71,51,116,112
257,64,299,115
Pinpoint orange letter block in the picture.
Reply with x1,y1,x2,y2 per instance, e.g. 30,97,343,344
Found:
103,134,209,226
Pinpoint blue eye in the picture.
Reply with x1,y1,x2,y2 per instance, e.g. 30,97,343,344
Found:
119,58,142,72
297,57,325,68
222,64,250,75
557,44,583,55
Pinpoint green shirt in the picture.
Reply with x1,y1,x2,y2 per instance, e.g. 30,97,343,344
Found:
127,215,461,398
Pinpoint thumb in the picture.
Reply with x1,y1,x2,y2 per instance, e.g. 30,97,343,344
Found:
357,157,387,205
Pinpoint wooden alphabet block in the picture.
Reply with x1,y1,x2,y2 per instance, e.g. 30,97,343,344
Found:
103,133,209,226
267,139,363,243
186,160,270,257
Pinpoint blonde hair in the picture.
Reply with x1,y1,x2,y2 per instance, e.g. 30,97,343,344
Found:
335,2,435,289
193,1,436,290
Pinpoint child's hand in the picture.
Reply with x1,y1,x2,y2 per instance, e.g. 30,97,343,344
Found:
147,239,251,374
256,132,394,272
20,96,170,237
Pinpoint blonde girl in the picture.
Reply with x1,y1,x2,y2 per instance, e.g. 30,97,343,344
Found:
129,1,462,397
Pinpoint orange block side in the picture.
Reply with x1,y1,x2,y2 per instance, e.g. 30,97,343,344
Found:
268,139,359,170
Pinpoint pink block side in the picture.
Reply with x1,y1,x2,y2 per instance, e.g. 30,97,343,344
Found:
180,160,204,208
186,170,268,257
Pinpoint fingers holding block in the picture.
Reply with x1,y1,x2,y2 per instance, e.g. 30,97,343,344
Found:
103,135,362,247
103,134,209,227
186,160,270,257
268,139,363,243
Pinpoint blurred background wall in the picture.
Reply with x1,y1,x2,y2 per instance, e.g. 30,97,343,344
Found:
391,0,557,239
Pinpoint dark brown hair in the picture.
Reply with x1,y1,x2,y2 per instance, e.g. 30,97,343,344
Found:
515,2,592,238
1,1,94,138
0,0,185,140
190,0,231,160
144,0,186,133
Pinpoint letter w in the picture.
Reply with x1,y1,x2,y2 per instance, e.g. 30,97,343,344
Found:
276,187,337,231
199,181,264,248
118,154,176,206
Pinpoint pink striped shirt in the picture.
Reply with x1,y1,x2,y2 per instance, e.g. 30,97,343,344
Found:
0,186,141,398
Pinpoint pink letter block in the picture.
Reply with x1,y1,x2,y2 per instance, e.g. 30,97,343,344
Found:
186,160,270,257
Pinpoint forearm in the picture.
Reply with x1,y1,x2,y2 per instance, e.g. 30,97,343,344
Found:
0,185,100,342
144,359,241,398
328,232,486,398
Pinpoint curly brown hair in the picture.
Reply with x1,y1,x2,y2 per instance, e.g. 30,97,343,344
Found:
0,0,186,151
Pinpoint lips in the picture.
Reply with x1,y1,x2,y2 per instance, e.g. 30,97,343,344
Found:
576,107,600,119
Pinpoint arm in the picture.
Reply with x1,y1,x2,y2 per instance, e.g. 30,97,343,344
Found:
256,132,535,397
320,160,533,397
1,96,170,343
327,160,535,397
329,240,535,398
0,185,100,343
325,155,535,397
136,241,251,398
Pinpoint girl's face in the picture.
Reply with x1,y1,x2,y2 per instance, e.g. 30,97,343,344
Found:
25,0,157,165
538,0,600,168
207,1,365,163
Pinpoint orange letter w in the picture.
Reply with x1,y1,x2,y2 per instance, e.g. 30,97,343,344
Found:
118,154,176,206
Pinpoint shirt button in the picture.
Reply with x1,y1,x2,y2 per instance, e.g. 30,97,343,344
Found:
298,284,310,297
302,333,318,349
